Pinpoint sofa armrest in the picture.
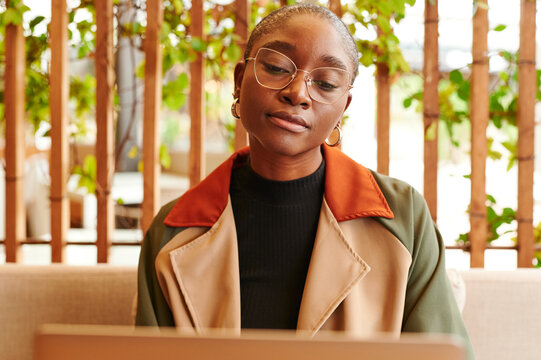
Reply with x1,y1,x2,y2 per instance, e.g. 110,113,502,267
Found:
0,264,137,360
460,269,541,360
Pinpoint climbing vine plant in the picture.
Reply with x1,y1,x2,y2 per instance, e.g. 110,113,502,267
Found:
0,0,417,178
402,24,541,267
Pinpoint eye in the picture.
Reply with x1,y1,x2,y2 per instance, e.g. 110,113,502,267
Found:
311,68,346,92
313,80,339,92
261,61,292,75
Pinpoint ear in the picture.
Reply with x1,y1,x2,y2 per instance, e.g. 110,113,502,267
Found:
336,92,353,127
343,92,353,113
233,62,246,98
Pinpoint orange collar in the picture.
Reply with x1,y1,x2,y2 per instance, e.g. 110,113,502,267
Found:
164,146,393,227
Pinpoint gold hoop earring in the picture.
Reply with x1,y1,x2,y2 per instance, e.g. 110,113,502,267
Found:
325,125,342,147
231,98,240,119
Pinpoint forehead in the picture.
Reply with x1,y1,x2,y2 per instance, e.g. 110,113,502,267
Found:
250,15,351,71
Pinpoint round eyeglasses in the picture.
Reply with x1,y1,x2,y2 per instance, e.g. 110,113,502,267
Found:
245,47,352,105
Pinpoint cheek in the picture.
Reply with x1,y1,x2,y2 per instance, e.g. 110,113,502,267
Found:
318,104,345,131
239,79,269,118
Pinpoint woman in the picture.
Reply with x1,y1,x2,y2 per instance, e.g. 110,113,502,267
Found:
136,3,474,359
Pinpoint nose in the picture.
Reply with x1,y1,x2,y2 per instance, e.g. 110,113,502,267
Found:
279,70,312,108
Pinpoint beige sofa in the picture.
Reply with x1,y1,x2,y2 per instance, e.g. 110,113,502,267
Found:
0,265,136,360
1,264,540,360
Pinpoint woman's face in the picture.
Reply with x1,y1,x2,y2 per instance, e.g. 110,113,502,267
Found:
234,15,353,159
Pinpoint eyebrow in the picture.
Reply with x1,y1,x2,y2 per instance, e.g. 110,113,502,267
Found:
320,54,348,71
260,40,296,53
259,40,348,71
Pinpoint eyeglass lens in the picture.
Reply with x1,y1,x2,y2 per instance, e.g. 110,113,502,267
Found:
253,48,350,104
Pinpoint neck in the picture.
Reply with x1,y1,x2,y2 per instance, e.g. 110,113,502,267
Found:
248,141,323,181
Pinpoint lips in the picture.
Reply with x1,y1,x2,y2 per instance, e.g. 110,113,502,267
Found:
267,111,310,133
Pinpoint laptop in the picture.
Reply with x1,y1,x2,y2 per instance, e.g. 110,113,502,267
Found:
34,324,465,360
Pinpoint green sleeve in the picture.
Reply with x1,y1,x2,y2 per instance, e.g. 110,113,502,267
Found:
135,200,183,327
372,172,475,360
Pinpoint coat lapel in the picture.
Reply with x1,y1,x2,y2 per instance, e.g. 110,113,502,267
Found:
159,199,241,333
297,199,371,334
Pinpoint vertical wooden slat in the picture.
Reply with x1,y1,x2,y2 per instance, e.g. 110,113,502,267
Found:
470,0,489,268
141,1,163,234
189,0,205,187
423,0,439,222
50,0,69,262
330,0,343,150
95,0,115,263
376,61,390,176
4,11,25,262
329,0,342,17
233,0,249,150
517,0,536,268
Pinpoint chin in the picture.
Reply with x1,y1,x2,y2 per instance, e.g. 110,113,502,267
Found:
262,139,321,158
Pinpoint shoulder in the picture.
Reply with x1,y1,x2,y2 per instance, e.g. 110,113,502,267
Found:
368,170,435,255
369,170,426,212
143,198,187,256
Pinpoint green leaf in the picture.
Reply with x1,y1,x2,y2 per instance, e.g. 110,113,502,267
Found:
3,8,23,25
425,121,438,141
191,37,206,52
487,206,497,221
502,207,516,218
376,16,391,34
500,50,513,61
74,155,97,194
493,24,507,32
83,155,97,180
136,61,146,79
457,82,470,101
128,146,138,159
359,50,374,67
177,72,189,89
403,97,413,108
207,39,223,59
163,92,186,110
159,144,171,169
449,69,463,84
456,233,469,245
225,43,242,62
476,1,489,11
29,16,45,31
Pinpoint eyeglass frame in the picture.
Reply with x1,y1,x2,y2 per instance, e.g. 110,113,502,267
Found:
245,47,353,105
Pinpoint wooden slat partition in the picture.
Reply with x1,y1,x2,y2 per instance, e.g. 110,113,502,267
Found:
329,0,342,17
95,0,115,263
189,0,206,187
469,0,489,267
376,61,390,176
4,11,25,262
233,0,249,150
517,0,536,267
50,0,69,262
423,0,439,222
1,1,539,269
141,1,163,234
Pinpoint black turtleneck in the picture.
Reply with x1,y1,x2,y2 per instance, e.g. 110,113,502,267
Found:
229,159,326,330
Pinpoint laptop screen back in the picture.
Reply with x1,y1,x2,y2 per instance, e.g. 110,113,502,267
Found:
34,324,466,360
